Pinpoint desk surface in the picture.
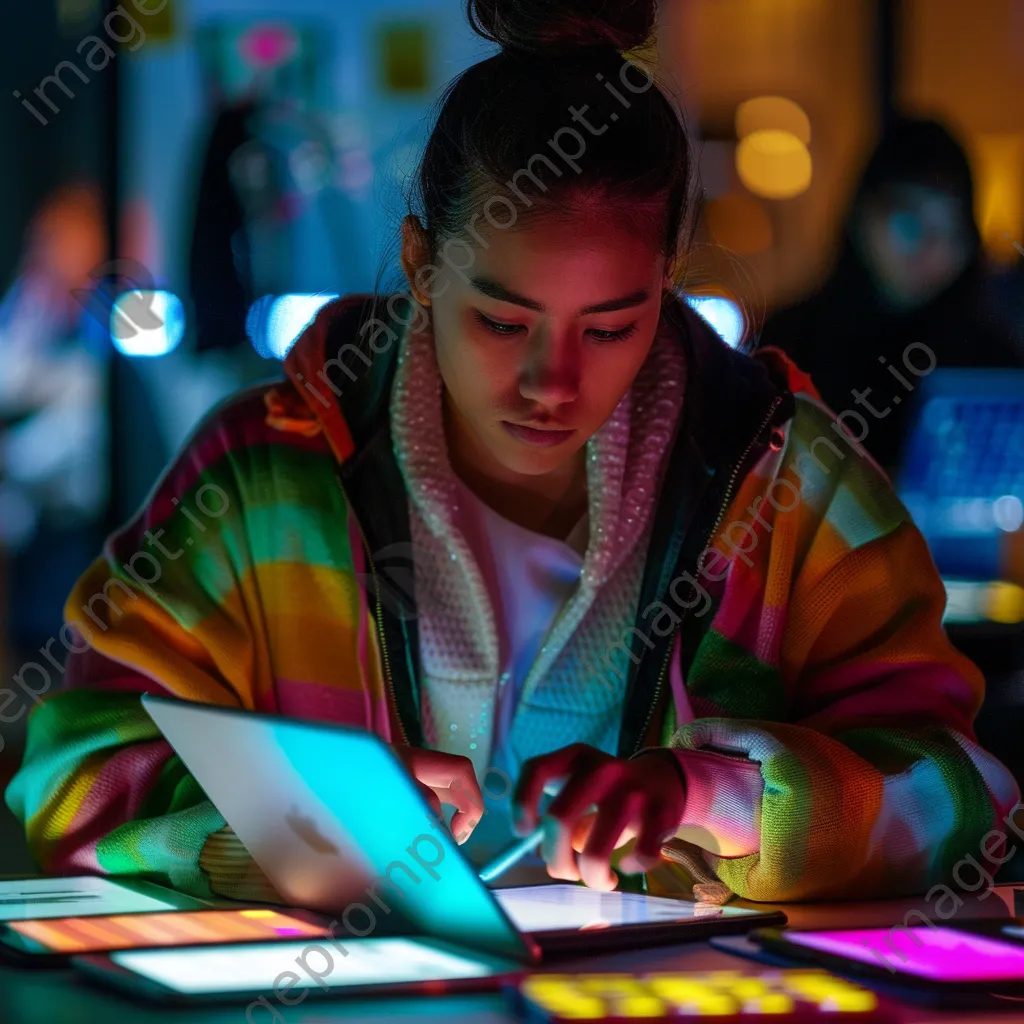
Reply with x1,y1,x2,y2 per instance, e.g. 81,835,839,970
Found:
3,885,1021,1024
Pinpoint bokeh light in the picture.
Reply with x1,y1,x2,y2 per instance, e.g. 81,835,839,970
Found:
248,293,339,360
736,96,812,145
686,295,747,350
110,290,185,357
737,130,813,200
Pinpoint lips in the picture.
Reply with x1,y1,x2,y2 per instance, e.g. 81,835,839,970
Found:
501,421,577,447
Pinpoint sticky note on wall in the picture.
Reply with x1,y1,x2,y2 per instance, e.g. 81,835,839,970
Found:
378,22,432,94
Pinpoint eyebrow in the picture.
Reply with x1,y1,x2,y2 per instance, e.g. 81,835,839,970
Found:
469,276,651,316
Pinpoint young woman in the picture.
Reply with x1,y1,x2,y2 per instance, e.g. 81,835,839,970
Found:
7,0,1018,906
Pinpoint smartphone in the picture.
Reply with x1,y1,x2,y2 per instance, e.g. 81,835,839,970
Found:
74,936,523,1005
0,909,331,965
753,925,1024,997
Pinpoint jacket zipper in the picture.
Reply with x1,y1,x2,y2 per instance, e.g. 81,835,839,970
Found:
632,395,784,754
336,479,409,746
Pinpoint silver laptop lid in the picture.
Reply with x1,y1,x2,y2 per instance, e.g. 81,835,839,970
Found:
141,695,537,965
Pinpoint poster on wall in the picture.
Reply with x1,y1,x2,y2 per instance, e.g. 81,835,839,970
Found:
195,20,331,108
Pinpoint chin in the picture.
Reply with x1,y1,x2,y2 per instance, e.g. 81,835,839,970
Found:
492,437,581,477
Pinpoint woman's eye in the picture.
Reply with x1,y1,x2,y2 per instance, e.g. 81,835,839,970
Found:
588,324,638,343
475,312,525,336
474,311,637,342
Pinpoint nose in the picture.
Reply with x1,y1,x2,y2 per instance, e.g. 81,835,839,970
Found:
519,328,581,408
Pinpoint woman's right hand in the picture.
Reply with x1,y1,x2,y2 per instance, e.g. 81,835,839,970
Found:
392,746,485,845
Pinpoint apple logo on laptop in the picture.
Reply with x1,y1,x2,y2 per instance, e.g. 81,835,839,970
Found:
284,805,340,855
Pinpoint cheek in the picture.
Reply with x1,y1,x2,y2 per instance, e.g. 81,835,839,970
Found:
434,324,517,416
581,343,655,418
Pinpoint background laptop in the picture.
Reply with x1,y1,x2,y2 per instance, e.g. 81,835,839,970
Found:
141,695,785,962
897,368,1024,626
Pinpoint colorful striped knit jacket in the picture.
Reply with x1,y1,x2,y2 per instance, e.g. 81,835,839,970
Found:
6,294,1018,904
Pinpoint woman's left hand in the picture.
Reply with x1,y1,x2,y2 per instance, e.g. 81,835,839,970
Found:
512,744,687,891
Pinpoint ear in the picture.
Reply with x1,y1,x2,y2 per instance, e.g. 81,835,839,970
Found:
400,215,433,308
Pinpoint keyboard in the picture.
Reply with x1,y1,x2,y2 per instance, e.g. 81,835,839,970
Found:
513,969,901,1021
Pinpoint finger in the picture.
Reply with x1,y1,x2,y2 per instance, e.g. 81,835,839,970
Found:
545,759,617,827
513,746,585,835
513,745,593,835
447,801,481,845
570,812,598,853
416,782,443,819
413,752,483,808
617,809,679,875
539,774,607,881
569,817,639,854
578,793,643,891
409,752,486,830
444,772,486,842
536,758,618,880
540,812,580,882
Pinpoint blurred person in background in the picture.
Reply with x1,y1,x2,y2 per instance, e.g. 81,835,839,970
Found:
759,116,1021,474
0,185,108,660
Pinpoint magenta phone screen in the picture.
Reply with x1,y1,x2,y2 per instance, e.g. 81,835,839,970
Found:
785,927,1024,982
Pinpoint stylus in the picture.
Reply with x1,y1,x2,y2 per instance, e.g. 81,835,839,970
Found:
477,780,568,884
477,824,547,883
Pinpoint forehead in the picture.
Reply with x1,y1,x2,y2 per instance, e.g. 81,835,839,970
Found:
459,211,664,304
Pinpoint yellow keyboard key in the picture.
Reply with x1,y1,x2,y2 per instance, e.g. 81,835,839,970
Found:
818,990,879,1012
616,995,668,1017
743,992,796,1014
647,977,716,1000
727,978,771,999
535,994,608,1019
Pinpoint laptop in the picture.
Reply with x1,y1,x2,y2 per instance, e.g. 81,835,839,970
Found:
141,695,785,963
896,369,1024,625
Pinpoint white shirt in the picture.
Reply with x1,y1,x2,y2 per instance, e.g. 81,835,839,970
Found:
452,479,585,870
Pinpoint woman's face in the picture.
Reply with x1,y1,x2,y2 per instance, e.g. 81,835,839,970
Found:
401,210,668,480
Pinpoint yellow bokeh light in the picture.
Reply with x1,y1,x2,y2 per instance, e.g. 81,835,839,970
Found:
736,96,812,145
973,134,1024,265
987,582,1024,624
736,130,813,200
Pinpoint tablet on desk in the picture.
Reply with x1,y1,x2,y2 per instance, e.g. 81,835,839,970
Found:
0,876,204,922
0,908,331,965
752,924,1024,1000
74,936,523,1005
494,884,775,954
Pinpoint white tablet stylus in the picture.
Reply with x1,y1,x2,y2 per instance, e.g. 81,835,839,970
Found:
477,824,547,883
477,778,564,884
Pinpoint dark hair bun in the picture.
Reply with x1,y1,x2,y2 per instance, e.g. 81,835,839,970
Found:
467,0,656,56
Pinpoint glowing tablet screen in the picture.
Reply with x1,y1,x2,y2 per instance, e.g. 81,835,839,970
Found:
111,937,501,994
785,927,1024,981
492,885,753,932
